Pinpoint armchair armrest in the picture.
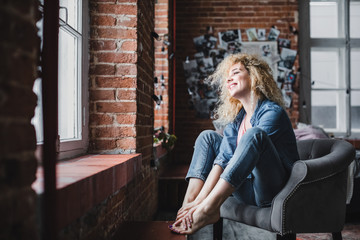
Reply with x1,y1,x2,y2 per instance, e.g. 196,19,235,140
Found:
301,140,355,182
270,139,355,235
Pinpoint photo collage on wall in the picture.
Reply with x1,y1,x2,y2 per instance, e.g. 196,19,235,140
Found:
183,26,297,118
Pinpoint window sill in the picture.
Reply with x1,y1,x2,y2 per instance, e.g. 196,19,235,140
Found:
153,142,168,160
32,154,142,231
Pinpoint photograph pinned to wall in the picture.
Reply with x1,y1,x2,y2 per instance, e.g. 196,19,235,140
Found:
261,44,272,57
278,38,291,48
282,89,292,108
278,48,297,70
241,41,280,80
183,56,218,119
193,35,218,57
246,28,258,41
185,76,218,118
277,68,291,84
268,27,280,41
197,57,215,78
218,29,242,51
257,29,266,40
183,58,198,79
194,52,205,63
227,41,242,54
284,71,297,93
209,49,227,67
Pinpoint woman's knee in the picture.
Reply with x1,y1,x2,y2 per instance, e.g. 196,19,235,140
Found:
241,127,269,143
195,130,221,146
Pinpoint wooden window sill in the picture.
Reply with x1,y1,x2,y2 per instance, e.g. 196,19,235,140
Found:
153,142,168,160
32,154,142,231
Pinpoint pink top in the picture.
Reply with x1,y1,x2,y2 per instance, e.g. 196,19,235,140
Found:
237,116,247,145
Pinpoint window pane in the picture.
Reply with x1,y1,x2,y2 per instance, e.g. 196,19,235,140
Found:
310,1,343,38
351,48,360,89
311,91,347,132
350,1,360,38
351,91,360,130
59,0,80,32
32,14,44,143
32,78,43,143
58,29,80,140
311,48,345,89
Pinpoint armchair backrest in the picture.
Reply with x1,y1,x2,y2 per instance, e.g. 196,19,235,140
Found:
271,139,355,234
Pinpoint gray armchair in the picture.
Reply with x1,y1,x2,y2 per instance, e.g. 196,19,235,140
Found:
214,139,356,240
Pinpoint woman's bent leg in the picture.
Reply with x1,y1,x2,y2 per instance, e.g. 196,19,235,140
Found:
221,127,288,207
172,130,223,231
185,130,223,182
182,130,222,205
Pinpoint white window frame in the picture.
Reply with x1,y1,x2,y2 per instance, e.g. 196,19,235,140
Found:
33,0,89,160
299,0,360,137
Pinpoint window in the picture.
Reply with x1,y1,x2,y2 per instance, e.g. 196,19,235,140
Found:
32,0,89,159
299,0,360,137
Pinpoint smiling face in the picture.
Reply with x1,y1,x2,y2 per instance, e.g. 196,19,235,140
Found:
226,63,252,100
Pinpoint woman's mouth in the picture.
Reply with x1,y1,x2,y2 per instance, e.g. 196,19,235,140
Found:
227,83,237,90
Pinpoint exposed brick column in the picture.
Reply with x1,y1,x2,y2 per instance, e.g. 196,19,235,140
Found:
89,0,155,165
154,0,170,132
0,0,40,239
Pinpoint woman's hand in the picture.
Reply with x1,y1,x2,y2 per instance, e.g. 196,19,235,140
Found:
174,203,199,229
176,200,199,220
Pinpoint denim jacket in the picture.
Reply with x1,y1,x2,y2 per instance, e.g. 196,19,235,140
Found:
214,98,299,173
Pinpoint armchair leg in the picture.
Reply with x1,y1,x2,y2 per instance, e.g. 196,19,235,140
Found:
332,232,342,240
213,218,223,240
276,233,296,240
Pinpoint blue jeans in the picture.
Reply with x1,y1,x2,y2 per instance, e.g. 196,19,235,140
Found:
186,128,288,207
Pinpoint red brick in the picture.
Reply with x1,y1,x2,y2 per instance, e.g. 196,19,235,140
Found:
91,15,116,26
97,52,137,64
90,64,116,75
117,89,136,100
96,102,137,113
116,114,137,125
96,4,137,15
116,138,136,149
96,28,137,40
90,40,117,51
116,16,137,28
89,113,114,126
90,90,116,101
93,139,117,150
121,41,137,51
116,64,137,76
0,84,37,118
95,76,136,88
95,126,136,138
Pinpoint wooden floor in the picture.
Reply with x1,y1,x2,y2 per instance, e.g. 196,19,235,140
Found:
115,221,186,240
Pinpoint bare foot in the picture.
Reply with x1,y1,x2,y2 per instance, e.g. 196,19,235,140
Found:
176,200,199,220
170,203,220,235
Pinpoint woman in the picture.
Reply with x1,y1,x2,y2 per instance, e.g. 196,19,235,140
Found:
169,53,299,235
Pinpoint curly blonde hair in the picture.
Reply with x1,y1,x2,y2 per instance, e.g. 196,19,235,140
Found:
207,53,285,125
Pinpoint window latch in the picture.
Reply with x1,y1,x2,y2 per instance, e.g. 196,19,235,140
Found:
59,6,68,27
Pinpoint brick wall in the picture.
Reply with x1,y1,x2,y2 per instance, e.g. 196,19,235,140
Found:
154,0,171,132
0,0,39,239
174,0,300,164
89,0,156,163
56,0,160,239
57,170,158,240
